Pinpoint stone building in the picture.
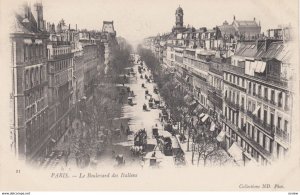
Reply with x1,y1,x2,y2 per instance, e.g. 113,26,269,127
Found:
222,38,293,165
47,33,74,150
10,2,49,160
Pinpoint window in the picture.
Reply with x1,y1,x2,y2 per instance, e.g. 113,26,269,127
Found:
285,94,289,109
258,85,262,97
270,113,274,128
278,92,283,107
241,97,245,108
284,120,288,131
263,110,267,124
237,77,240,86
248,82,252,94
24,45,27,62
277,116,282,129
264,87,268,100
271,90,275,104
253,83,256,96
242,79,245,88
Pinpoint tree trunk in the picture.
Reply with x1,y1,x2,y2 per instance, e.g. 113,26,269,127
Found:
197,152,201,167
203,157,207,167
191,144,194,165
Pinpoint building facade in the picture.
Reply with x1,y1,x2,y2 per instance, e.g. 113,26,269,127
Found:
47,35,74,150
144,6,294,166
10,3,49,160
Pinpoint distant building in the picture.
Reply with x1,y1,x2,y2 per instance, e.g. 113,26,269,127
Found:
101,21,118,70
143,7,294,166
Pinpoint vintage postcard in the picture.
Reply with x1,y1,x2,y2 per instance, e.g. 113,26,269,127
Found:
0,0,299,192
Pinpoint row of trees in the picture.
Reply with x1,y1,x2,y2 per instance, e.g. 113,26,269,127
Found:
71,40,134,167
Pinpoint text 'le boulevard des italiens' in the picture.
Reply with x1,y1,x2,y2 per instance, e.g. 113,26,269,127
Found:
10,2,294,170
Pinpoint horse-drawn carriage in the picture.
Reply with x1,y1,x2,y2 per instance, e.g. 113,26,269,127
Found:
115,154,125,166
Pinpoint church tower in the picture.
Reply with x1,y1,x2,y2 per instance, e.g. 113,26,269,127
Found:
172,6,185,33
175,6,184,28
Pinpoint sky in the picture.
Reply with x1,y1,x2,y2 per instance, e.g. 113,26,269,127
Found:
10,0,299,48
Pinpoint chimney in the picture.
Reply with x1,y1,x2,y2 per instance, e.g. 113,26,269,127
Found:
233,15,236,21
254,17,256,21
69,24,70,30
76,24,77,31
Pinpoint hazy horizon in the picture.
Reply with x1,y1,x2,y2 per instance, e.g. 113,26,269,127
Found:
9,0,298,48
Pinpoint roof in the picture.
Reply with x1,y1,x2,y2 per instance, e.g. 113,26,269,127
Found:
11,16,33,34
261,41,291,62
234,20,259,28
233,20,261,33
218,24,236,36
234,41,258,58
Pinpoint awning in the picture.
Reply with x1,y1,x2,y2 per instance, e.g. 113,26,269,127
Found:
199,113,205,118
254,61,260,72
228,142,244,163
191,116,198,127
216,130,226,142
158,130,172,138
188,100,197,106
184,95,193,102
252,105,260,115
201,114,209,122
259,62,266,73
193,104,203,114
170,136,180,149
210,121,216,131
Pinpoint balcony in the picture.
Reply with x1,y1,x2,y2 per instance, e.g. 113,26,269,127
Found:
269,99,276,106
49,53,73,61
246,110,255,119
209,65,223,76
224,80,247,93
240,105,246,113
252,116,275,136
224,98,239,110
223,64,245,75
275,127,289,144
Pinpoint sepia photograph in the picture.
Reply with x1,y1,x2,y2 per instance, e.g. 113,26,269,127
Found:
0,0,299,192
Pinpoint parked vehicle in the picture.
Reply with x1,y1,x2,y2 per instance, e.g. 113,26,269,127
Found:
148,98,154,108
